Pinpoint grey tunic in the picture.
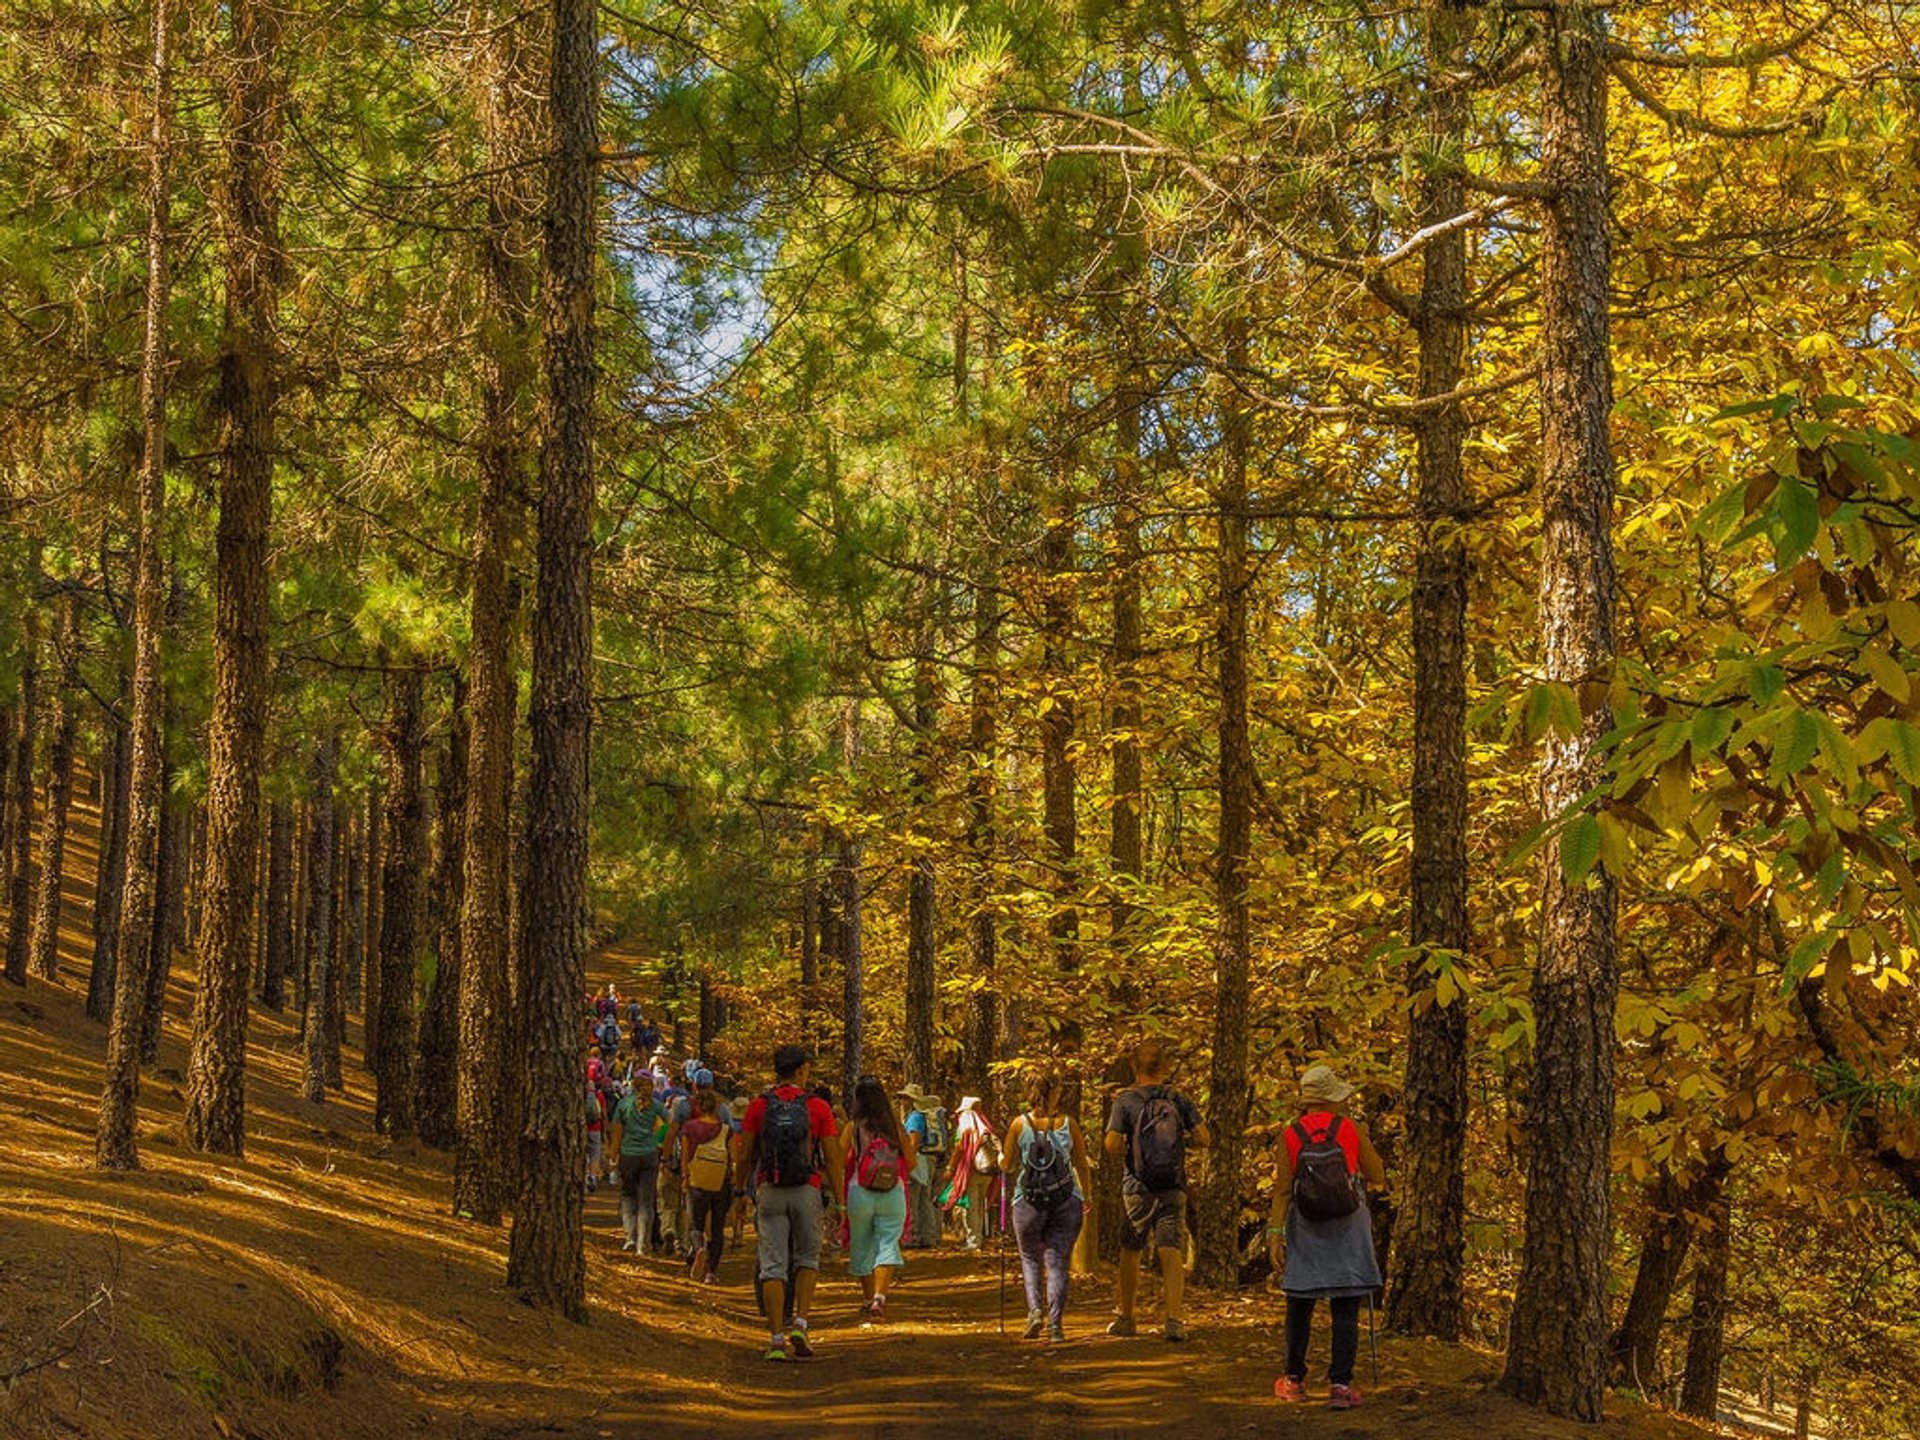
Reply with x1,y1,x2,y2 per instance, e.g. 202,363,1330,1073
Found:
1281,1194,1382,1299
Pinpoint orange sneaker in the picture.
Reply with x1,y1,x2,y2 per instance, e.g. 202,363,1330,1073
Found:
1329,1384,1362,1410
1274,1377,1307,1402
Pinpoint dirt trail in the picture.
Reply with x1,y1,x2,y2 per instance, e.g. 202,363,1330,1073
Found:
1,795,1717,1439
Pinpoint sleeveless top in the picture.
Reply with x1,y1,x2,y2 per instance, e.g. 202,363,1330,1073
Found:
1012,1115,1080,1204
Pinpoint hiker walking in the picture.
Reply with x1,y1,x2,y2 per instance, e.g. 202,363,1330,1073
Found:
899,1085,948,1250
678,1085,734,1284
844,1079,917,1321
585,1058,609,1193
738,1044,844,1360
1002,1071,1093,1343
610,1071,671,1254
942,1096,999,1252
1268,1063,1386,1410
1104,1037,1210,1342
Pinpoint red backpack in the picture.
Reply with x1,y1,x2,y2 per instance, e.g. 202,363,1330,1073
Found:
855,1132,902,1192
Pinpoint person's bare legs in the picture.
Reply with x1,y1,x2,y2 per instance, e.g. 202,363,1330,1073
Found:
860,1274,876,1302
764,1279,787,1335
1116,1246,1142,1318
794,1265,819,1321
873,1262,894,1299
1158,1245,1186,1321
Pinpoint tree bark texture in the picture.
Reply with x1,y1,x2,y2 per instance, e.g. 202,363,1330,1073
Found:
1038,518,1078,973
98,44,174,1160
325,808,346,1085
138,773,184,1069
302,737,338,1104
455,0,537,1225
3,631,39,988
505,0,594,1316
1198,314,1254,1289
798,864,819,1044
904,647,936,1090
1678,1185,1732,1419
1500,1,1619,1419
374,668,426,1136
344,807,364,1014
183,0,280,1158
27,596,80,982
1610,1157,1728,1392
260,797,293,1010
1390,0,1474,1342
963,582,1000,1101
837,702,865,1102
86,705,132,1019
361,786,383,1065
417,683,466,1148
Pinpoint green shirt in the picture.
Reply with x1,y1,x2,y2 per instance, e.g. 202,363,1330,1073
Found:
613,1095,670,1158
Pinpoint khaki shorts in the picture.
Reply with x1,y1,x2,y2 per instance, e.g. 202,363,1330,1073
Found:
756,1182,823,1281
1120,1182,1187,1253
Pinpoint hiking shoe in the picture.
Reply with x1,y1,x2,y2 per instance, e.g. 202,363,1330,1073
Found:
1106,1315,1137,1337
1163,1318,1187,1343
1273,1377,1307,1403
620,1239,637,1253
1329,1384,1362,1410
1024,1310,1045,1340
763,1338,790,1362
701,1271,720,1286
786,1327,816,1358
1047,1322,1065,1345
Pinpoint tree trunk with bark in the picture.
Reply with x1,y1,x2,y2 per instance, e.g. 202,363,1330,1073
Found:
963,581,1000,1102
1198,315,1254,1289
183,0,280,1158
260,797,293,1010
505,0,595,1315
374,668,426,1136
28,595,80,982
302,737,337,1104
1500,1,1619,1419
1678,1186,1732,1419
98,37,174,1159
361,786,383,1065
3,629,40,988
1610,1157,1728,1391
905,646,936,1090
86,702,132,1019
798,862,818,1044
1390,0,1474,1342
838,702,865,1102
139,769,184,1069
343,807,363,1016
417,682,466,1148
455,0,537,1225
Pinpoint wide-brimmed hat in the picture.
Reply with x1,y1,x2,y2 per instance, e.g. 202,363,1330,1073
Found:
896,1084,936,1108
958,1095,984,1114
1299,1063,1355,1106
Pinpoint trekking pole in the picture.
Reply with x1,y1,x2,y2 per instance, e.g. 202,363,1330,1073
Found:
1366,1289,1380,1389
998,1174,1008,1335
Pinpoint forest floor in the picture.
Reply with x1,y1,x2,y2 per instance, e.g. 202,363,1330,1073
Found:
2,797,1733,1440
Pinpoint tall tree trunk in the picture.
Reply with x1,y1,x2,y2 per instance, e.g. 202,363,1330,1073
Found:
343,806,363,1014
904,646,936,1090
3,624,40,988
185,800,205,951
325,808,345,1085
302,736,338,1104
1678,1186,1732,1419
86,700,132,1018
1390,0,1474,1341
28,595,80,982
454,0,538,1230
361,785,383,1065
374,668,426,1136
798,860,818,1044
183,0,281,1158
1500,1,1619,1418
0,705,13,904
1198,315,1253,1288
1610,1157,1728,1391
139,767,184,1069
418,680,466,1148
97,98,172,1159
260,797,293,1010
838,701,865,1102
963,581,1000,1101
506,0,595,1315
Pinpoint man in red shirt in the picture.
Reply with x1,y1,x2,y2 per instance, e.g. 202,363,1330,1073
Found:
738,1044,844,1360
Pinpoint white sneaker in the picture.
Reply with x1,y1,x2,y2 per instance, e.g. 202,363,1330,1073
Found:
621,1239,637,1253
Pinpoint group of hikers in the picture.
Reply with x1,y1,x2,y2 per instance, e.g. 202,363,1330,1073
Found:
582,985,1387,1409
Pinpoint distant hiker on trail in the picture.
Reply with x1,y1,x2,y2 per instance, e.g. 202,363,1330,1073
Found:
596,983,619,1021
595,1013,621,1060
678,1085,734,1284
739,1044,844,1361
844,1078,917,1321
1003,1071,1093,1343
668,1069,733,1258
1105,1037,1210,1342
652,1053,690,1254
941,1095,1000,1251
585,1058,609,1193
611,1071,671,1254
1268,1063,1386,1411
898,1084,947,1250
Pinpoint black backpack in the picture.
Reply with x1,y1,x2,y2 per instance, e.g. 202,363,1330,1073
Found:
1020,1116,1076,1207
1290,1115,1361,1222
1129,1087,1186,1191
758,1089,817,1188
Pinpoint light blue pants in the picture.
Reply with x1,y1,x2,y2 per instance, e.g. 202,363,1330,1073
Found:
847,1181,907,1277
